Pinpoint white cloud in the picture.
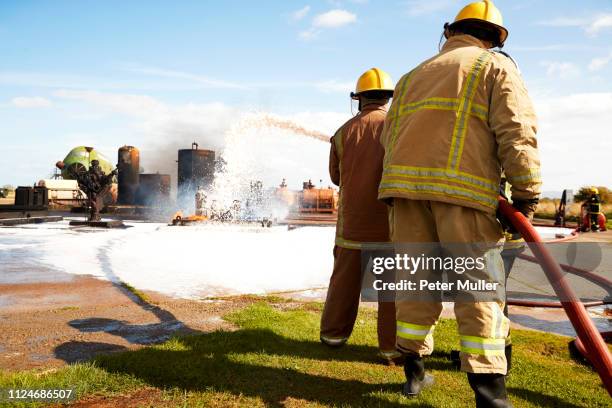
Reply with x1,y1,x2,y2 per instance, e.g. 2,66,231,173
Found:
586,13,612,36
540,13,612,36
402,0,460,17
122,65,247,90
54,89,167,117
540,61,580,80
299,9,357,41
1,67,351,96
299,28,319,41
291,5,311,21
589,52,612,71
534,92,612,190
314,79,353,93
0,70,239,92
512,44,570,52
539,17,586,27
312,9,356,28
11,96,52,108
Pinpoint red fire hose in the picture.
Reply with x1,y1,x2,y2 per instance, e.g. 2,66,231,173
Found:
498,198,612,395
518,254,612,292
509,298,607,308
509,254,612,308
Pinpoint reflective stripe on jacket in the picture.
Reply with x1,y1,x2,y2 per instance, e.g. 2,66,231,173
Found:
330,103,390,248
378,35,541,214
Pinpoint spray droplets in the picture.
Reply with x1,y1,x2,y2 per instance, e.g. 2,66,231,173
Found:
207,113,332,217
243,114,331,143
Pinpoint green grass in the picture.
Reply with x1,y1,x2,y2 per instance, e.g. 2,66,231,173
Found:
0,302,608,407
119,281,152,304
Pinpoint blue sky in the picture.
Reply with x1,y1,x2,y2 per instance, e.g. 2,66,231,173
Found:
1,0,611,192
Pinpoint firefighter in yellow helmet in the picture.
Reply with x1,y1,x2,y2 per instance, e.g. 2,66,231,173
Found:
320,68,401,364
379,1,540,406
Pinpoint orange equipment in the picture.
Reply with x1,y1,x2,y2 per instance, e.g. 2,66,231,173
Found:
170,211,208,226
580,203,607,232
298,180,339,214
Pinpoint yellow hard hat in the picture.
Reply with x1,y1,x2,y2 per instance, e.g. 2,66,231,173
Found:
449,0,508,46
590,187,599,195
352,68,394,99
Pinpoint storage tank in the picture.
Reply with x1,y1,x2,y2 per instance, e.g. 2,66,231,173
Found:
117,145,140,205
177,142,215,200
37,179,83,201
298,182,338,213
136,173,171,207
56,146,114,180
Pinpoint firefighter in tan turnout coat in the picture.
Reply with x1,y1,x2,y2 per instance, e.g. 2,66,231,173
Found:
320,68,401,364
379,1,541,406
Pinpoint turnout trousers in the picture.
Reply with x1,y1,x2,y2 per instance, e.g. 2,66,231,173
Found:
320,245,397,353
390,199,509,374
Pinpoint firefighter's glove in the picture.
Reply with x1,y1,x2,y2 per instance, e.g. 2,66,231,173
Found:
497,198,539,234
511,198,539,221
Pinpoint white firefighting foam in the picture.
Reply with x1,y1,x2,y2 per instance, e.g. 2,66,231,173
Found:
0,221,576,299
0,221,335,299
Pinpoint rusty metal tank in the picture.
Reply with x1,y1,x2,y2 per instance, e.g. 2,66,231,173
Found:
177,142,215,200
136,173,171,206
298,181,338,213
117,145,140,205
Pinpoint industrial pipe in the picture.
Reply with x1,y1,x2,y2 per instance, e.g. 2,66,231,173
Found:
498,197,612,395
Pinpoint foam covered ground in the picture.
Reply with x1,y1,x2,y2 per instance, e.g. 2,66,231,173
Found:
0,221,576,300
0,220,335,299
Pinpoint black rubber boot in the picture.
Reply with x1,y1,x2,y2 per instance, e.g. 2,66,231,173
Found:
505,344,512,374
467,373,512,408
450,349,461,369
402,354,434,396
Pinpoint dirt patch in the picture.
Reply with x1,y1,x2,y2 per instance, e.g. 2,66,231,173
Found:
51,388,165,408
0,275,258,371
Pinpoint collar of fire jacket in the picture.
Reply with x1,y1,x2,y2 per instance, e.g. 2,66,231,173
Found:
441,34,489,52
360,101,388,113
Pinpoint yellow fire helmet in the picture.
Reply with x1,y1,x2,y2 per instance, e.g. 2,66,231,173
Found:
351,68,394,99
447,0,508,47
590,187,599,195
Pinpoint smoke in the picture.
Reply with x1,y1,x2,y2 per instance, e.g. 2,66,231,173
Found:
54,88,347,215
136,109,337,216
139,110,334,204
138,103,237,186
50,90,345,201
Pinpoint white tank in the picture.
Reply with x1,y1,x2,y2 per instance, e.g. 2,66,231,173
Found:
37,179,83,200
